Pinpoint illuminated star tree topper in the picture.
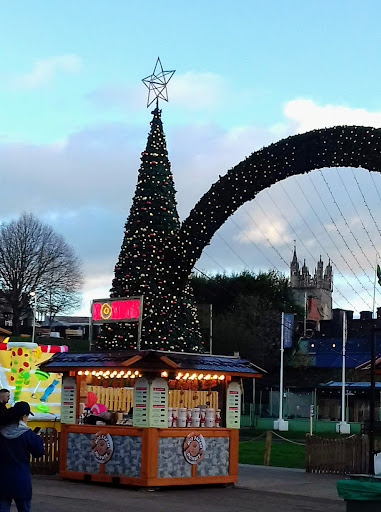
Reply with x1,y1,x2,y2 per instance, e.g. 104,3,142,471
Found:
142,57,175,107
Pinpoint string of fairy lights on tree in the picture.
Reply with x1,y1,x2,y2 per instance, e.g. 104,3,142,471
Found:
97,59,202,352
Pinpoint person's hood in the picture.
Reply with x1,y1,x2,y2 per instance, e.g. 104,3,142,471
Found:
0,420,30,439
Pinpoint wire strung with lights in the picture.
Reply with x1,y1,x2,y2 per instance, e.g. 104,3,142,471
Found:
316,171,379,293
291,175,374,307
96,105,202,352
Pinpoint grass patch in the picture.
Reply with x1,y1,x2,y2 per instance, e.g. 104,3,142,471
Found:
239,440,306,469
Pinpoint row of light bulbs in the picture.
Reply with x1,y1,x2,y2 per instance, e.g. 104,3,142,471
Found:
160,371,225,381
78,370,142,379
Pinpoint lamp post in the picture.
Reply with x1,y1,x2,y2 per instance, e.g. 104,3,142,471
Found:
30,291,37,343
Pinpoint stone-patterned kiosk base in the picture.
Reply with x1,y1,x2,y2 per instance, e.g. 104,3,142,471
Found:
60,425,239,487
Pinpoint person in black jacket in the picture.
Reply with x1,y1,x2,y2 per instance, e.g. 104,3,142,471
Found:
0,389,10,426
0,389,10,411
0,401,44,512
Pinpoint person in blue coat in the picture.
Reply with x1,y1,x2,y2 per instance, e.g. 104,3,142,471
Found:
0,401,44,512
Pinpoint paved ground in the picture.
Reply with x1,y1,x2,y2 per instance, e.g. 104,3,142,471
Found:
24,466,346,512
238,464,341,501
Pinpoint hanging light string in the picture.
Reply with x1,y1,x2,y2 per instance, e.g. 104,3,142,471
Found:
228,213,289,267
292,175,374,306
352,169,381,242
215,232,251,270
245,201,294,253
260,188,361,314
202,251,226,272
317,170,380,293
199,225,359,315
278,181,372,310
194,264,377,373
369,172,381,212
335,169,381,264
192,265,363,346
201,180,365,314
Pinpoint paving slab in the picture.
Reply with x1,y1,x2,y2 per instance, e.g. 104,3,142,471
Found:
237,464,342,500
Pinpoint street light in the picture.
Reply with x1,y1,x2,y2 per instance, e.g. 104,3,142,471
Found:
30,291,37,344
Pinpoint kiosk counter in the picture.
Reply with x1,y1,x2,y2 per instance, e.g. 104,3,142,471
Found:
40,350,263,487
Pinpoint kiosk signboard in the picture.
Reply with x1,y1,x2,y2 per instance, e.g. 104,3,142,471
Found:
226,381,241,428
133,377,150,427
149,377,168,428
61,376,77,424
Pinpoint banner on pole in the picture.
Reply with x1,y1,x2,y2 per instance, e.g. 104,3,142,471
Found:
283,313,294,348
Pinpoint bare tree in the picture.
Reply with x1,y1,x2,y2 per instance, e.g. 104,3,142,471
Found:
0,213,83,334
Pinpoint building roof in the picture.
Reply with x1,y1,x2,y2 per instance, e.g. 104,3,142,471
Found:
319,380,381,389
41,316,89,327
356,356,381,371
298,336,379,368
39,349,264,377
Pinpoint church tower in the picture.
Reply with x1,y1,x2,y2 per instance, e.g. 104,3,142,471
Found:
289,247,333,322
290,246,299,287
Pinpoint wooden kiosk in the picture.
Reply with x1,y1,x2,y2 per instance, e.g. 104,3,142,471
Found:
40,350,262,487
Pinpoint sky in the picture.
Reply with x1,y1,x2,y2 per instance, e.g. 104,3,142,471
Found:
2,1,381,317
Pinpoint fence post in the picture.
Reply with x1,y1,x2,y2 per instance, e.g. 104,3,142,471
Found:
305,434,311,472
264,431,272,466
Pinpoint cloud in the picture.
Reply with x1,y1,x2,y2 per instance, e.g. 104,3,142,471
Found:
235,215,293,247
10,55,82,89
2,96,381,315
282,98,381,133
170,72,228,110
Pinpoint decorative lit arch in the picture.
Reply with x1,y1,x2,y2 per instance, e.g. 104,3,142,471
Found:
176,125,381,273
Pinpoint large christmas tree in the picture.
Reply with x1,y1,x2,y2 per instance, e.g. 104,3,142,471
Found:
96,105,203,352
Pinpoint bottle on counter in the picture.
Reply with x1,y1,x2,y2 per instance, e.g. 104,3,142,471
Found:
186,409,192,427
215,409,221,427
172,407,178,427
200,409,206,427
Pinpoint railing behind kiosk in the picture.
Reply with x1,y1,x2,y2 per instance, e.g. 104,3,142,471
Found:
31,429,60,475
